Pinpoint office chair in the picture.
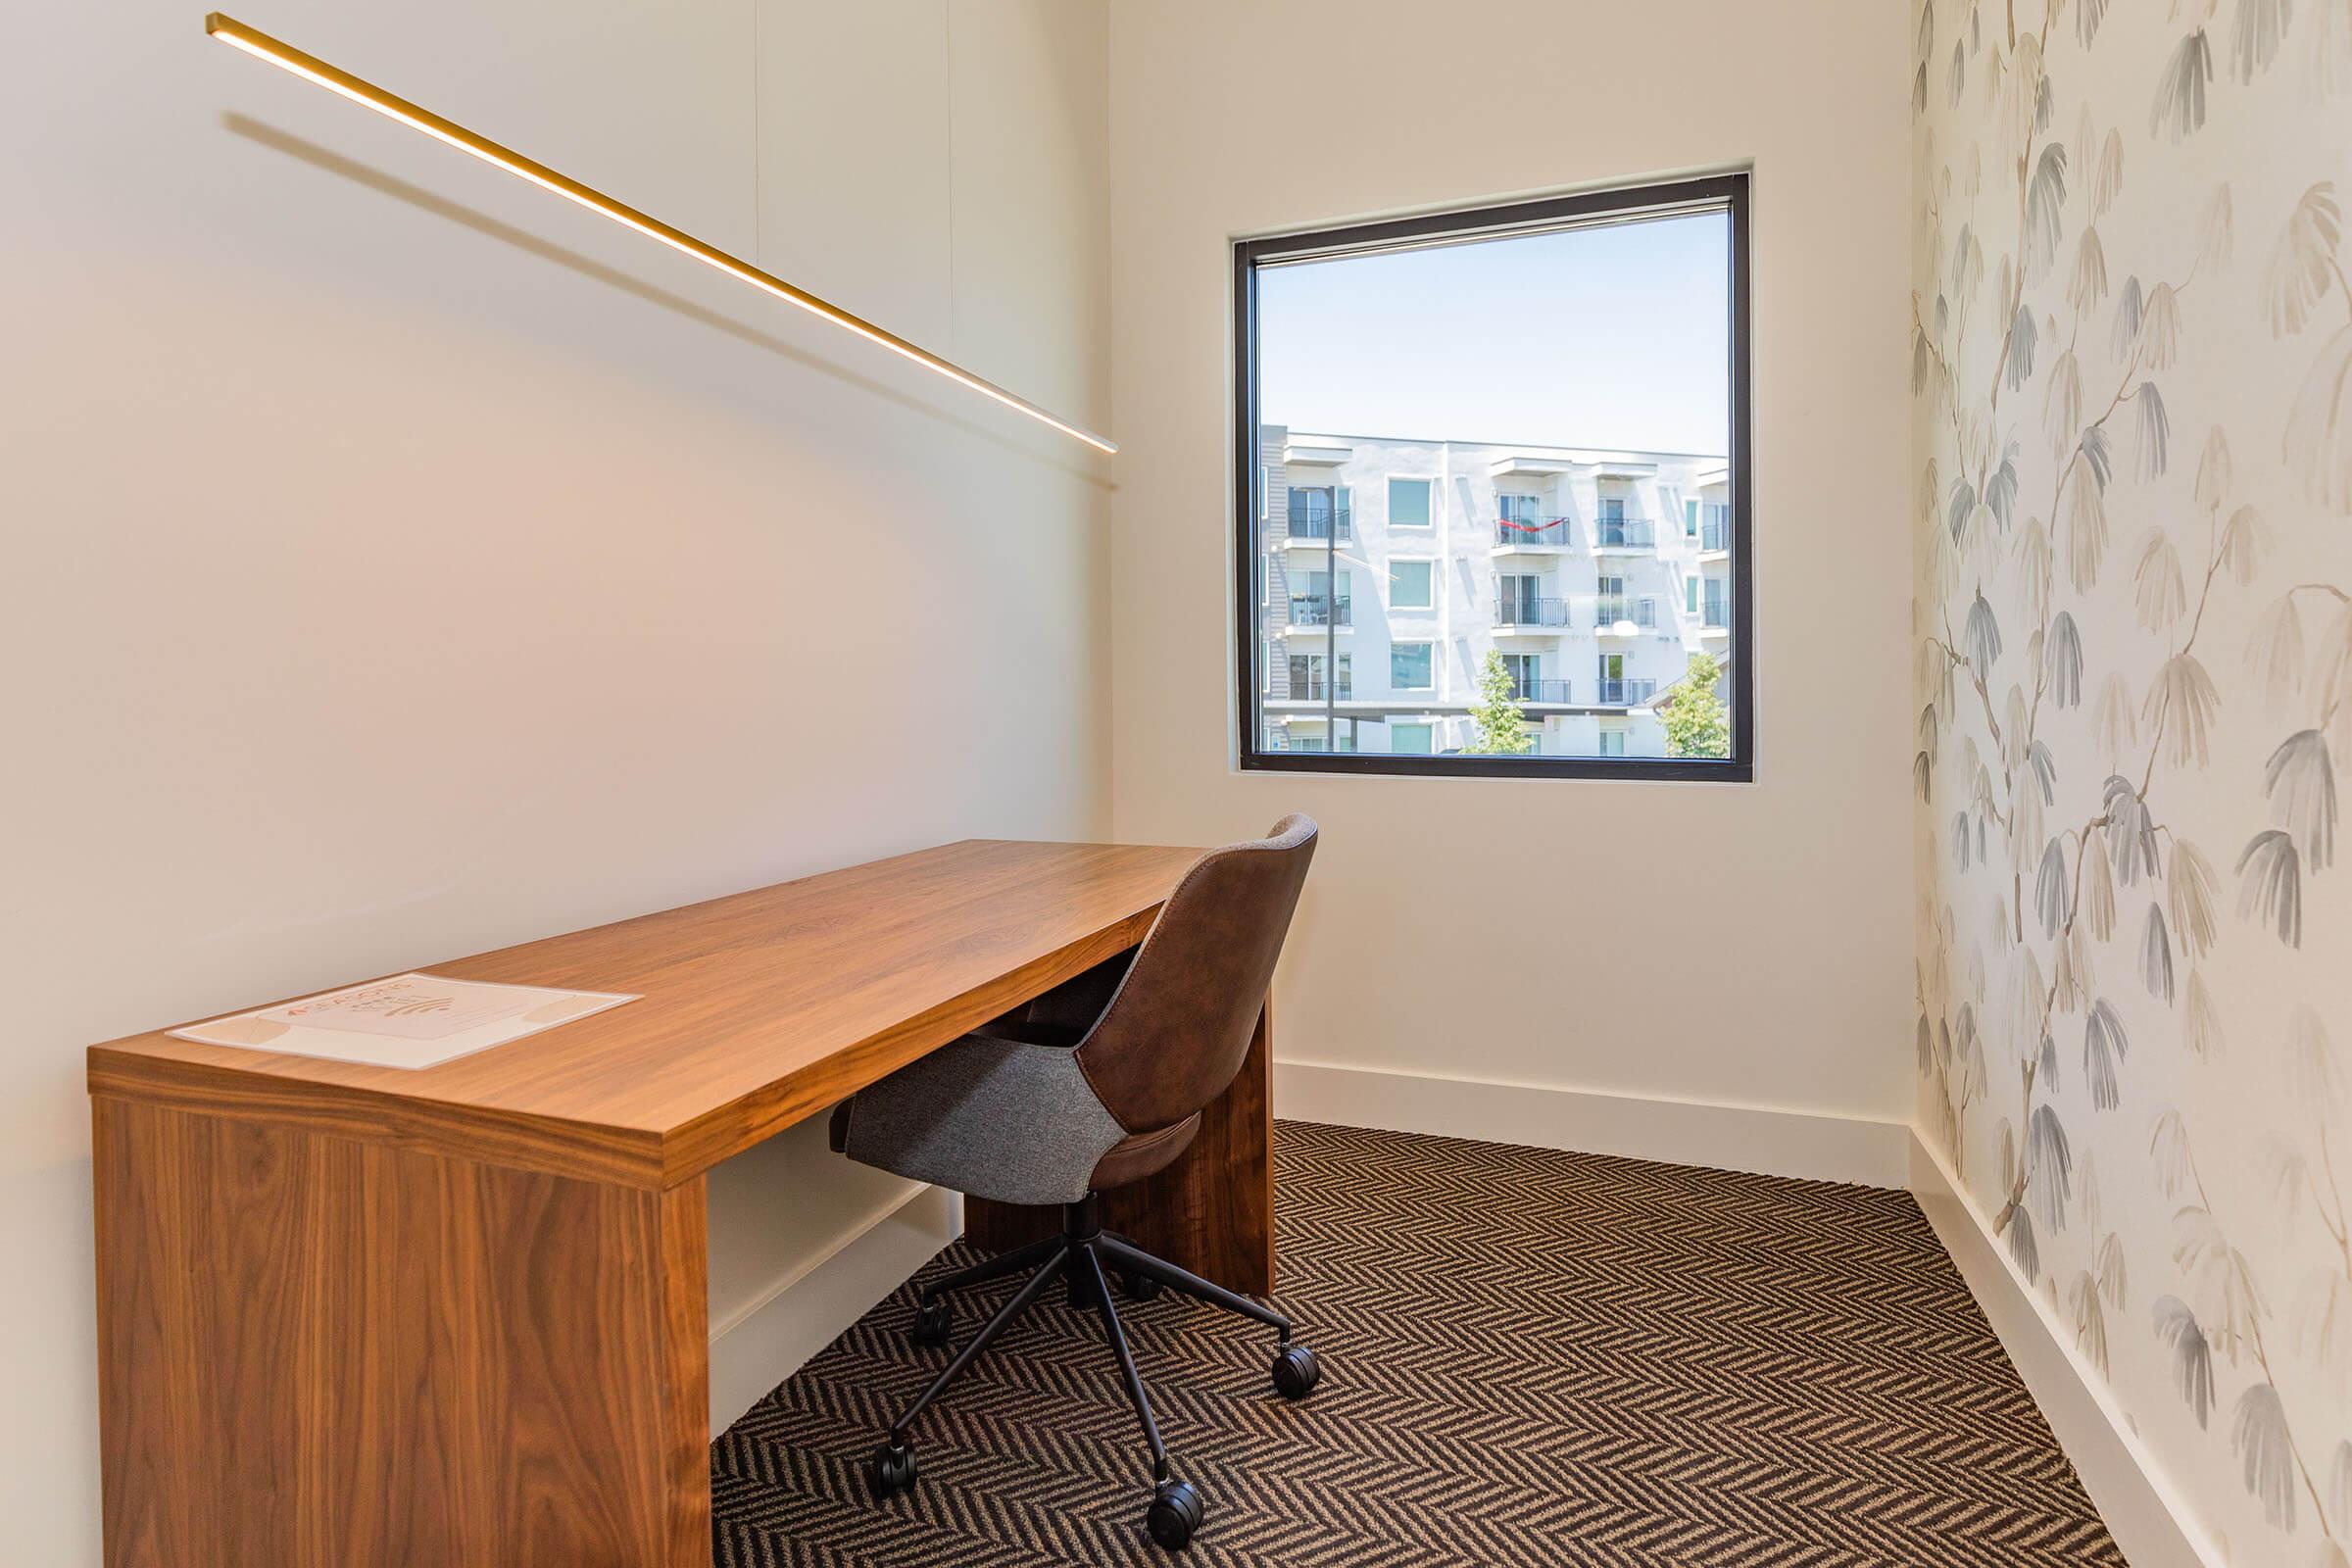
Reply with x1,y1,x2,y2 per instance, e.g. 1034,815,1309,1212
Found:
827,814,1321,1550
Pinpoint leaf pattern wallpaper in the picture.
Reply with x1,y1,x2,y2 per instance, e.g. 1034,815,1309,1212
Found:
1912,0,2352,1558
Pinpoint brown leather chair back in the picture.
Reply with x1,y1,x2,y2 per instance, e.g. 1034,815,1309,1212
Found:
1074,814,1317,1133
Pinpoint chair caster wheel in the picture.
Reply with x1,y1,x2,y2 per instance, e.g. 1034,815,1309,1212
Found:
868,1442,919,1497
1146,1479,1203,1549
1120,1269,1166,1301
910,1298,952,1348
1272,1343,1321,1399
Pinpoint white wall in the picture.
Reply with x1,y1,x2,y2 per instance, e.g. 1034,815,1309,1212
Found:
0,0,1108,1559
1106,0,1915,1126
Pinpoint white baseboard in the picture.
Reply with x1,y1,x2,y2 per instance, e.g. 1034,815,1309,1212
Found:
1907,1133,2222,1568
707,1183,961,1433
1273,1057,1910,1188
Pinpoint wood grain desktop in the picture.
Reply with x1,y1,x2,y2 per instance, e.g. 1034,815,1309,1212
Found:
88,838,1276,1568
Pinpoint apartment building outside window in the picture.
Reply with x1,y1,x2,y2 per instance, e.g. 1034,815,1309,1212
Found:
1234,174,1752,780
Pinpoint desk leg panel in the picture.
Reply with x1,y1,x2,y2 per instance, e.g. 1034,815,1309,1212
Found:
965,998,1275,1297
93,1097,710,1568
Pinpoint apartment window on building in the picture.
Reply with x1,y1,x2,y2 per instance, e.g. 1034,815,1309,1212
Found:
1236,173,1750,778
1701,501,1731,552
1291,484,1349,544
1499,652,1544,703
1289,565,1348,628
1390,559,1434,612
1391,641,1434,690
1389,477,1433,528
1288,652,1350,700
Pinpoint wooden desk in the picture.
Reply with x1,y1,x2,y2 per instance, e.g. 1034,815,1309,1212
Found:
88,838,1274,1568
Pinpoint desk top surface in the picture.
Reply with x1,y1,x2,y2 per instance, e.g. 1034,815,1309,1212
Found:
89,838,1203,1188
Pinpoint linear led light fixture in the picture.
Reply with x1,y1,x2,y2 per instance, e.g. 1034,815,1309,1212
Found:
203,12,1117,454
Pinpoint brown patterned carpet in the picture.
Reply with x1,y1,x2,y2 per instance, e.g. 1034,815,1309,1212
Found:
712,1121,2124,1566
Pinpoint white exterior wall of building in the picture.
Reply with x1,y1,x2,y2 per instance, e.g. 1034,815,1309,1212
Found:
1260,427,1730,759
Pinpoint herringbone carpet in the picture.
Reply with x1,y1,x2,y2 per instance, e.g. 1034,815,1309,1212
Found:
712,1121,2124,1566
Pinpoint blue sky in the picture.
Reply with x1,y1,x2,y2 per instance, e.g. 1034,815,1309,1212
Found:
1258,211,1731,456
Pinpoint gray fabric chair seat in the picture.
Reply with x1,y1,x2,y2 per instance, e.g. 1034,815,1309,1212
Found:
829,1028,1128,1205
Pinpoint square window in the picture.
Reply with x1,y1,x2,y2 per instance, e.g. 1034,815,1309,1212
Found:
1388,477,1433,528
1237,173,1750,779
1390,560,1434,611
1391,643,1434,689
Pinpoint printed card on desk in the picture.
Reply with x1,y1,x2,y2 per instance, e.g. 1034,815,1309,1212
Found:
169,973,639,1070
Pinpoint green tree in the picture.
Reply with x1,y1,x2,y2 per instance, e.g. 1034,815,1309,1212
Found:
1464,649,1535,755
1659,651,1730,758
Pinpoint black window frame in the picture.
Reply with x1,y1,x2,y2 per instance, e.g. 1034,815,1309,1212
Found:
1232,172,1755,783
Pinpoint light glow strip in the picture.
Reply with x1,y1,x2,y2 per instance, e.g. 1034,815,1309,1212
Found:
204,13,1117,454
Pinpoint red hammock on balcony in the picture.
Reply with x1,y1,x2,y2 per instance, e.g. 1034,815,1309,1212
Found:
1495,516,1572,533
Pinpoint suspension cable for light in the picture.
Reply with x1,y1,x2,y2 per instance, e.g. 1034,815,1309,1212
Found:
202,13,1117,454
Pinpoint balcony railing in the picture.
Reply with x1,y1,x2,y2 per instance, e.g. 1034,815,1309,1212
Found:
1288,594,1351,627
1494,518,1573,547
1700,518,1730,551
1592,677,1657,707
1494,595,1571,627
1286,512,1352,544
1593,598,1659,629
1504,675,1573,704
1701,600,1730,629
1286,679,1353,702
1594,518,1655,548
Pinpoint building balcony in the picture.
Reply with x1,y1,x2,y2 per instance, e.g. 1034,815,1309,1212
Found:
1263,728,1355,754
1280,680,1353,702
1492,518,1574,552
1489,453,1573,480
1593,677,1658,707
1593,598,1659,631
1281,525,1352,551
1593,518,1655,550
1699,518,1730,553
1493,595,1571,630
1286,593,1351,629
1504,676,1573,705
1699,600,1730,633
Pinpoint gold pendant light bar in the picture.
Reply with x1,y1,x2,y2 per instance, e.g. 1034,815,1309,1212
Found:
203,13,1117,454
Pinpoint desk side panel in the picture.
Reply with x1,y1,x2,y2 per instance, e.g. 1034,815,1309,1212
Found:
94,1097,709,1568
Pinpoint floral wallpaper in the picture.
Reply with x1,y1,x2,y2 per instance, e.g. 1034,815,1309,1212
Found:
1911,0,2352,1559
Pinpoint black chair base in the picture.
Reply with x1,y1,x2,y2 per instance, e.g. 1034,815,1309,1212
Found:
865,1193,1322,1551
